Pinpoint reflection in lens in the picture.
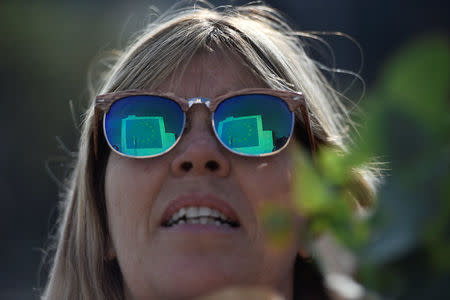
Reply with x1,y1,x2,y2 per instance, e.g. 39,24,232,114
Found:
104,95,184,157
213,94,293,155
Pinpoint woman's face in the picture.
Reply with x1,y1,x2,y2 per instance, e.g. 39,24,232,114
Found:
105,52,304,300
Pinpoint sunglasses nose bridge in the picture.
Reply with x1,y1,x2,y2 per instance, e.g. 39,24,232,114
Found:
187,97,211,110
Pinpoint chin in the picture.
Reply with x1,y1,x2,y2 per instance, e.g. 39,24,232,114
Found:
155,268,240,300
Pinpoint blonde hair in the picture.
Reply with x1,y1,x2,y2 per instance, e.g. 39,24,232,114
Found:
42,2,379,299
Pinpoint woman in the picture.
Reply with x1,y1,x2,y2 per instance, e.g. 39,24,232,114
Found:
42,2,377,299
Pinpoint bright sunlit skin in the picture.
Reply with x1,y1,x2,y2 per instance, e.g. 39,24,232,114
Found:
104,51,305,300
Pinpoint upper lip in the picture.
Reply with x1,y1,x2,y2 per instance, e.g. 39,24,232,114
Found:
160,193,240,226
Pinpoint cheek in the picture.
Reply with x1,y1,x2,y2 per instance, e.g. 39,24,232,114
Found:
104,154,170,249
233,150,305,247
234,156,293,208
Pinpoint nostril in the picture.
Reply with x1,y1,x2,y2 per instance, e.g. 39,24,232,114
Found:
180,162,193,172
205,160,219,171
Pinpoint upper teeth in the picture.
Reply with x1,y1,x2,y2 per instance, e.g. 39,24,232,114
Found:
167,206,231,225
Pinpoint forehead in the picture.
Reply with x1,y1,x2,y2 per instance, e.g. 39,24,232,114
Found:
156,51,265,99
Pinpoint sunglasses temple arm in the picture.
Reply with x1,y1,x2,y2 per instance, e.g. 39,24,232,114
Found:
299,106,317,155
93,109,101,160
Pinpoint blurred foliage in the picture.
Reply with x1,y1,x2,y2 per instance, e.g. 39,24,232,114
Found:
259,202,296,250
290,34,450,299
357,34,450,300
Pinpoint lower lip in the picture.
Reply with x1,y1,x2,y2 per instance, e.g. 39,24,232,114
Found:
160,223,240,233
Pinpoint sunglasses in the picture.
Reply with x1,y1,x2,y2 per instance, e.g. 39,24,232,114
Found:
94,88,316,159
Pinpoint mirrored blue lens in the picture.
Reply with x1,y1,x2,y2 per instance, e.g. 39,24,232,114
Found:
104,95,184,157
213,94,293,155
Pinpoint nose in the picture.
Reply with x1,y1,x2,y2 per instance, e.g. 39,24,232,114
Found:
171,105,230,177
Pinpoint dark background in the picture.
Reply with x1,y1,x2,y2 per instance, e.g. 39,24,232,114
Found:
1,0,448,299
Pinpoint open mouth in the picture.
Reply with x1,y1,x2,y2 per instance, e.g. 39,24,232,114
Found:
161,206,240,228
